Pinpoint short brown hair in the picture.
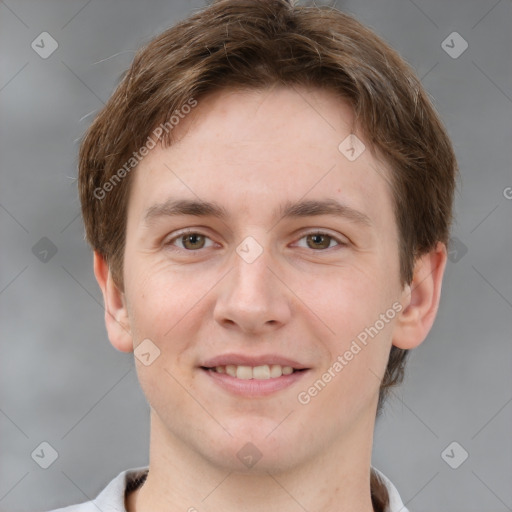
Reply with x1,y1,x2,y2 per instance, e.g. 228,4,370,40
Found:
78,1,457,503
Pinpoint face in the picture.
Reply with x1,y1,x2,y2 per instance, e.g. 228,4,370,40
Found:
118,86,408,472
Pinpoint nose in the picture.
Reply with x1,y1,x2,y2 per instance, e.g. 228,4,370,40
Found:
213,244,292,334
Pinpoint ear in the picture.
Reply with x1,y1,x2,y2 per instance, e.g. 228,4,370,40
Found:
392,242,447,350
93,251,133,353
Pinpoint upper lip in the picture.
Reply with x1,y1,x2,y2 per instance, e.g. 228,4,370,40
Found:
201,353,309,370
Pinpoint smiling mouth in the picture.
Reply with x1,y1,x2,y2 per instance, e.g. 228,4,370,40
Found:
201,364,307,380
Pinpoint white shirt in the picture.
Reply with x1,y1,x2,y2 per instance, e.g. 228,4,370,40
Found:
46,465,409,512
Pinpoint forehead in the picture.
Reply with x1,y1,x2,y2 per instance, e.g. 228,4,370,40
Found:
168,85,358,156
127,86,396,234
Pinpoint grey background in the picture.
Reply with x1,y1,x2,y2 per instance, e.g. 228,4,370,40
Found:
0,0,511,511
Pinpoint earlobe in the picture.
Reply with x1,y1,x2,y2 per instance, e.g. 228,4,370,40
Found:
93,252,134,353
392,242,448,350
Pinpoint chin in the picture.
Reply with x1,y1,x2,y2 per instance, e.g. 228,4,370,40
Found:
201,427,308,474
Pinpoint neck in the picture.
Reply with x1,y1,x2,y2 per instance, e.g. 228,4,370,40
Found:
126,410,377,512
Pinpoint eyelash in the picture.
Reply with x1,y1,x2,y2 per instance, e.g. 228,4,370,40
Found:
164,229,348,252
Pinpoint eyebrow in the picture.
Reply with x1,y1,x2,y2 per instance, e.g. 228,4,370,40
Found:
143,198,372,228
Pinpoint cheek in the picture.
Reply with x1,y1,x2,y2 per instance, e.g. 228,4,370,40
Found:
303,263,389,339
298,262,398,392
124,265,206,409
124,256,207,338
304,319,396,423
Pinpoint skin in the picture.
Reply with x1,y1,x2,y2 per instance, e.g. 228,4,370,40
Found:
94,85,447,512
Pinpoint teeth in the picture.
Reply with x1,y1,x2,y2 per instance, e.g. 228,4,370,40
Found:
236,365,253,380
225,365,237,377
252,365,270,379
269,364,282,378
211,364,296,379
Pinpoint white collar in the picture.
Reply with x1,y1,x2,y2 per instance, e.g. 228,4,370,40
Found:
48,465,409,512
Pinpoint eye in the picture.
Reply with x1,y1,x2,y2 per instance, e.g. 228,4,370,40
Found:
295,232,346,250
166,231,215,251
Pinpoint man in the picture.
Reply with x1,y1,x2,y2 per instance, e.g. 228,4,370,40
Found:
49,0,457,510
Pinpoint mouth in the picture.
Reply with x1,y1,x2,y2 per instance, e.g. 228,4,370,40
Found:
200,364,307,380
199,358,310,397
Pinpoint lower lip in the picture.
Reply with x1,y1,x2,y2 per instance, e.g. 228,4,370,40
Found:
201,368,309,397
